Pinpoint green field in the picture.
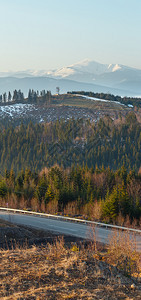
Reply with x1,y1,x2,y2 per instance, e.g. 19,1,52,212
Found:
52,93,130,111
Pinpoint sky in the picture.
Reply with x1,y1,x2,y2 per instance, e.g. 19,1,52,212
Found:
0,0,141,71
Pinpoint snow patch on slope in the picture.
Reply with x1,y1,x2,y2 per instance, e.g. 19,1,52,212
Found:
49,67,75,78
107,64,122,72
75,94,125,106
0,104,35,118
112,64,122,72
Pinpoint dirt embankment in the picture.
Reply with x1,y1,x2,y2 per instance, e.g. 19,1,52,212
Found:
0,218,140,300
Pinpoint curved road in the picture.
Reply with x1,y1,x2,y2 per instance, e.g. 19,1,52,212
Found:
0,212,141,252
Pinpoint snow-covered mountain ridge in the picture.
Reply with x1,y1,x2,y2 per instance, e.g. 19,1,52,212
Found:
47,59,125,78
48,60,141,95
0,59,141,96
0,59,140,78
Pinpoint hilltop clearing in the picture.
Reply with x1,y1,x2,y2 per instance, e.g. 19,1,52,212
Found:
0,93,132,127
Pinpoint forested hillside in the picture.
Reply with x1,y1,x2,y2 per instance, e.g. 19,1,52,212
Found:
0,112,140,174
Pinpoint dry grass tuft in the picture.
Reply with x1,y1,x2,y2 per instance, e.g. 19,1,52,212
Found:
105,230,141,278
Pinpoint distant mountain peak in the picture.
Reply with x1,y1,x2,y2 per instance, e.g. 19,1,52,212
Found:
70,58,92,67
50,59,132,79
51,59,110,78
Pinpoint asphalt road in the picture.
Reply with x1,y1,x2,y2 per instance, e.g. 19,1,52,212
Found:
0,212,141,252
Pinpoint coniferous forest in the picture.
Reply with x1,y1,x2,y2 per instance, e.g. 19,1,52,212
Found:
0,110,140,225
0,163,141,224
0,112,140,173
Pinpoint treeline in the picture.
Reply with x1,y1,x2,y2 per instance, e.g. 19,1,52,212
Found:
1,88,141,108
0,90,24,103
27,89,52,103
0,112,140,174
0,165,140,224
0,89,52,104
69,91,141,108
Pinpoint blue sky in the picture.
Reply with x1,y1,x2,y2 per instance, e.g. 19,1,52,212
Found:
0,0,141,71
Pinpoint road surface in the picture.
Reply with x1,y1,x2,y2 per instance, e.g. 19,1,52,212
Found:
0,212,140,252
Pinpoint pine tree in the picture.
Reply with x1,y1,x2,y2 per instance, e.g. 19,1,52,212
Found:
8,91,12,102
102,187,119,221
118,183,131,217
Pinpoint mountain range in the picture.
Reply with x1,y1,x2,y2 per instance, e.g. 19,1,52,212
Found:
0,59,141,97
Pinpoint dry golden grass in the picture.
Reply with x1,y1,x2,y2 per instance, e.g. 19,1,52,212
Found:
88,224,141,277
105,230,141,278
0,235,141,300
